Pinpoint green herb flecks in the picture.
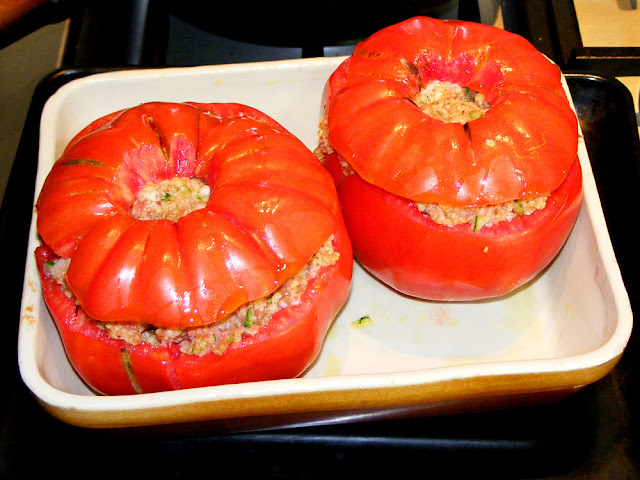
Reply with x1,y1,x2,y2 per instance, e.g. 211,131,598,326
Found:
513,200,525,215
244,307,254,328
351,316,373,328
473,215,488,232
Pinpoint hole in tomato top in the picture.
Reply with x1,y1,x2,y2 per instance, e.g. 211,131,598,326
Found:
415,80,490,124
129,176,211,222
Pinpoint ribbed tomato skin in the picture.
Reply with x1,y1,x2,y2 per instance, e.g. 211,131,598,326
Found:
35,102,353,394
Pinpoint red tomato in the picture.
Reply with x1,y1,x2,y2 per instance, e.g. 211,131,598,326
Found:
35,102,352,394
319,17,582,300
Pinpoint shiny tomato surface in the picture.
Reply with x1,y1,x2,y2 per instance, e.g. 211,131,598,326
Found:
36,102,352,394
320,17,582,300
326,152,581,301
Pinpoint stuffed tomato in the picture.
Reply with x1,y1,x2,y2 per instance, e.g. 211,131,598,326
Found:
316,16,582,301
35,102,352,395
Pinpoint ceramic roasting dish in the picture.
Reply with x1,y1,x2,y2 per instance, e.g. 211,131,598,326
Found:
17,58,633,430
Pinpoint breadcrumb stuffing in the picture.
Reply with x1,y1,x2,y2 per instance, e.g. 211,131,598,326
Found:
130,177,210,222
415,81,490,124
44,236,340,356
416,196,549,230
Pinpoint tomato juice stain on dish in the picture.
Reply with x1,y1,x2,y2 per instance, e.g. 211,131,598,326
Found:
315,16,582,301
35,102,353,395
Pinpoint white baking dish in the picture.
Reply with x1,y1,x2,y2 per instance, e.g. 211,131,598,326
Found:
17,57,632,430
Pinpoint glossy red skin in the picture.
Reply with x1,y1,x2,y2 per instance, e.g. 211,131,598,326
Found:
325,17,578,206
36,222,352,394
35,102,353,394
322,17,582,300
37,102,342,327
327,152,581,300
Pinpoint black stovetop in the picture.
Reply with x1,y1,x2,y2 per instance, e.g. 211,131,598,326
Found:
64,1,582,68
